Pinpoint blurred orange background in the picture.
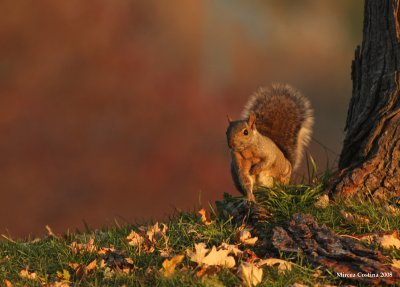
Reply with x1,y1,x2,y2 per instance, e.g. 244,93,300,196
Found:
0,1,363,237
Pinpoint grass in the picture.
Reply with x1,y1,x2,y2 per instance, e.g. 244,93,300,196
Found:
1,173,400,286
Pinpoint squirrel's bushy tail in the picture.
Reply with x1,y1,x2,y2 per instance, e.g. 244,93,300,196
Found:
241,83,314,170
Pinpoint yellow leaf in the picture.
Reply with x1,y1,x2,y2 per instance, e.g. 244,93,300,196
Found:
160,254,184,278
238,228,258,245
238,262,263,287
68,236,96,254
143,222,168,243
187,243,209,264
198,208,212,225
4,279,12,287
392,259,400,269
218,243,243,257
202,246,235,268
86,259,97,271
187,243,235,268
56,269,71,283
126,230,144,247
378,231,400,249
19,269,37,280
97,246,116,255
125,257,134,264
258,258,293,274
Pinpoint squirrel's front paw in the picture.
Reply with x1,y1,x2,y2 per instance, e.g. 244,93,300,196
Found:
250,163,263,175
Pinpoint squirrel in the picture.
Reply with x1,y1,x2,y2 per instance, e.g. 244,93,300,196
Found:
226,83,313,202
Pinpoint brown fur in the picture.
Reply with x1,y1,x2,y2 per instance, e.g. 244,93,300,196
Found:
226,83,313,201
242,83,313,170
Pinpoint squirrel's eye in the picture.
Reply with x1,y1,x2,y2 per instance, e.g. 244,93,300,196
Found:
243,129,248,136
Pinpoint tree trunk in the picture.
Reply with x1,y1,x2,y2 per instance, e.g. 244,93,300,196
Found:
333,0,400,199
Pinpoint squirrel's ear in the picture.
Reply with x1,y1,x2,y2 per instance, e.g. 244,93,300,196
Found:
227,115,233,124
247,113,256,129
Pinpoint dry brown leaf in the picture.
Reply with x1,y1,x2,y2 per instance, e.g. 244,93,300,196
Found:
196,265,220,277
86,259,97,271
219,243,243,257
314,194,330,209
140,222,168,243
198,208,212,225
258,258,293,274
377,231,400,249
160,254,184,278
97,246,116,255
202,246,235,268
56,269,71,283
340,210,370,224
238,228,258,245
392,259,400,269
69,236,96,254
19,269,37,280
238,262,263,287
49,283,71,287
125,257,134,265
4,279,12,287
126,230,144,247
187,243,209,264
69,260,96,278
187,243,235,268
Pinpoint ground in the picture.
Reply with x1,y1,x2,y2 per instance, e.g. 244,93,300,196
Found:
1,174,400,286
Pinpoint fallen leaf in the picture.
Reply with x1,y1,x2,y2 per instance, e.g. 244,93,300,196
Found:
219,243,243,257
56,269,71,283
198,208,212,225
19,269,37,280
4,279,12,287
187,243,235,268
392,259,400,269
289,283,309,287
69,236,96,254
258,258,293,274
86,259,97,271
314,194,330,209
125,257,134,265
377,231,400,249
196,265,220,277
202,246,235,268
126,231,144,247
160,254,184,278
49,283,71,287
340,210,370,224
98,246,116,255
238,228,258,245
187,243,209,264
238,262,263,287
140,222,168,243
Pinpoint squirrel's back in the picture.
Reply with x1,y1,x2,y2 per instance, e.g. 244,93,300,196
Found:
242,83,313,170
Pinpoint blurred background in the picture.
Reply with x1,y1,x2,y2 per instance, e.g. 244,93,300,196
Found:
0,1,363,237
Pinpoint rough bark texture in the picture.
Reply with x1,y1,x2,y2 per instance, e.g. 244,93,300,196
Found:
272,213,400,285
333,0,400,199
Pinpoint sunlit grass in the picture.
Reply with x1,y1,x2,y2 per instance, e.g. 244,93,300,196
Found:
1,173,399,286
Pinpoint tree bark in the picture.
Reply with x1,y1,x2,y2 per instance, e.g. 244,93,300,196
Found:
333,0,400,199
